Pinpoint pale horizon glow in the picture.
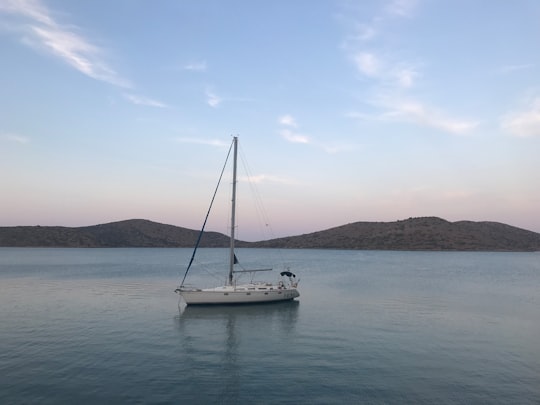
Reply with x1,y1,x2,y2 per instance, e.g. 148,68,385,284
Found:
1,0,540,240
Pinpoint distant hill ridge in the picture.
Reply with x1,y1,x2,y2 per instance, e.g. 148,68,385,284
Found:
1,217,539,251
0,219,229,248
250,217,540,251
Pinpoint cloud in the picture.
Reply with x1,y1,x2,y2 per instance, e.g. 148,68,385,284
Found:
276,115,360,153
320,142,361,154
352,98,479,135
280,129,360,153
202,87,251,108
339,0,417,47
340,0,424,106
354,52,381,77
279,129,310,144
205,89,221,107
184,61,207,71
277,115,311,145
342,1,479,136
395,68,417,88
385,101,478,134
1,132,30,144
352,51,419,88
239,174,296,185
496,63,534,75
355,24,377,41
0,0,54,26
0,0,130,88
501,98,540,137
385,0,418,17
278,114,298,128
173,137,229,147
124,94,168,108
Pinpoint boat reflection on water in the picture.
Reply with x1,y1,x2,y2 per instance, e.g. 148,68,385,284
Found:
174,301,300,402
176,299,300,325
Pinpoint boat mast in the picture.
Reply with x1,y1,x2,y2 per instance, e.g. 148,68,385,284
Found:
228,136,238,286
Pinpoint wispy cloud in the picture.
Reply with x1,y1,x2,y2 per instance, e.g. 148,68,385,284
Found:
124,94,168,108
340,0,422,86
386,101,478,134
277,115,359,152
239,174,296,185
279,129,310,144
0,0,54,26
501,98,540,137
341,1,478,135
355,23,378,41
395,68,417,88
277,114,311,145
173,137,229,147
1,132,30,144
354,52,381,77
351,98,479,135
320,142,361,154
184,60,207,72
278,114,298,128
352,51,420,88
201,87,251,108
205,89,222,108
385,0,418,17
0,0,130,88
496,63,534,75
340,0,418,47
340,1,422,89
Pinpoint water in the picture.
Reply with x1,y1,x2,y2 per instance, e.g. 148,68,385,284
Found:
1,248,539,404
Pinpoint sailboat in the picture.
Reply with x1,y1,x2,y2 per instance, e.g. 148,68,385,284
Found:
175,136,300,305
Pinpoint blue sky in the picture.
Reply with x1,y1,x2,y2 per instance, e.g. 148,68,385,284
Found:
1,0,539,240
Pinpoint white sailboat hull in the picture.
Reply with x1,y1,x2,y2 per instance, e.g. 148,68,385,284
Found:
178,285,300,305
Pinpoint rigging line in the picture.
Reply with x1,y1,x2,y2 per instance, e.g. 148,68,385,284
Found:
197,261,227,283
179,138,234,287
238,144,290,268
238,145,275,240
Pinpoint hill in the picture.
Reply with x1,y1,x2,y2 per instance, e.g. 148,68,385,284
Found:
0,217,539,251
0,219,229,248
250,217,540,251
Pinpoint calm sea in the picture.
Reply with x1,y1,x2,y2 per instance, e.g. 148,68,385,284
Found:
0,248,539,404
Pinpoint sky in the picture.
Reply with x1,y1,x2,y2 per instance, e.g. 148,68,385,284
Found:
1,0,539,240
